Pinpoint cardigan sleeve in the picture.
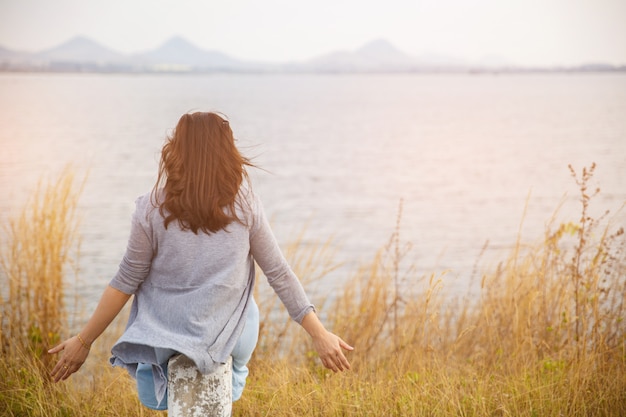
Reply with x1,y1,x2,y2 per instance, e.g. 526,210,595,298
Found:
110,194,154,295
248,193,314,324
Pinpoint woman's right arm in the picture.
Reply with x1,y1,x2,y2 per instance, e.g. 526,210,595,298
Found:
49,195,153,382
48,285,131,382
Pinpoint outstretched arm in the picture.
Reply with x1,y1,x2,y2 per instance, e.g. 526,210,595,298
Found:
248,192,354,371
301,310,354,372
48,285,131,382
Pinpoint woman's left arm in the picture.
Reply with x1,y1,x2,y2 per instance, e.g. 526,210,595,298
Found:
301,310,353,372
249,193,354,371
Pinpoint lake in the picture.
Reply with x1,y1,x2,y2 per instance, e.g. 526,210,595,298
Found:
1,72,625,309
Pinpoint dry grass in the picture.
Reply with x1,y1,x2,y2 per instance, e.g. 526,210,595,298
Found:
238,163,626,416
0,167,82,370
1,163,625,416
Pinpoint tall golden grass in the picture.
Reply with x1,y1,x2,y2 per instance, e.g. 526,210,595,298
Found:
240,163,625,416
1,163,625,416
0,167,82,369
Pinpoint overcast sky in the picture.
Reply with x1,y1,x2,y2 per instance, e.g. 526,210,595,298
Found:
1,0,625,66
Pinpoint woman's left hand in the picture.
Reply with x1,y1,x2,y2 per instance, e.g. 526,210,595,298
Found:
48,336,90,382
301,311,354,372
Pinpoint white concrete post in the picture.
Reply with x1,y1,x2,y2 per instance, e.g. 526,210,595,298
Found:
167,355,232,417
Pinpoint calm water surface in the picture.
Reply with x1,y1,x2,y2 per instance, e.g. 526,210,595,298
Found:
1,73,625,309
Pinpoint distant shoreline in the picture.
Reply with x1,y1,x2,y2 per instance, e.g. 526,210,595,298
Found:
3,36,624,76
1,66,625,75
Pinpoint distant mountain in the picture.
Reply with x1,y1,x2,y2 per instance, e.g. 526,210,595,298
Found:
132,36,246,70
34,36,127,63
0,45,28,61
355,39,415,65
294,39,420,72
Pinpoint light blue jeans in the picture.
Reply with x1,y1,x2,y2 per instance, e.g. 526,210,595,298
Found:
136,298,260,410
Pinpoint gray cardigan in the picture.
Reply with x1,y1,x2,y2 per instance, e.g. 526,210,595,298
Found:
109,187,314,397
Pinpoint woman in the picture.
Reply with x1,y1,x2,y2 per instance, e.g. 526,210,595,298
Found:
49,112,353,409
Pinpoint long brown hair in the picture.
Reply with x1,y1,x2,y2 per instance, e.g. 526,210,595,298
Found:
152,112,253,234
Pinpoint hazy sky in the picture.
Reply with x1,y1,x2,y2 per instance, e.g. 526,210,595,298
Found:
1,0,625,66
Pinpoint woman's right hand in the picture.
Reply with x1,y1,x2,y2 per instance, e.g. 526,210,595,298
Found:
48,335,90,382
47,285,131,382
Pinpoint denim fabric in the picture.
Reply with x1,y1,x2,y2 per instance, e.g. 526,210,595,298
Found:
135,298,260,409
231,298,260,401
136,361,169,410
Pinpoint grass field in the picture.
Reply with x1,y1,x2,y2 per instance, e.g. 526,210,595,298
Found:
1,164,624,416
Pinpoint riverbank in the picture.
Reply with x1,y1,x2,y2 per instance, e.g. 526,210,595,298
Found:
1,165,625,416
